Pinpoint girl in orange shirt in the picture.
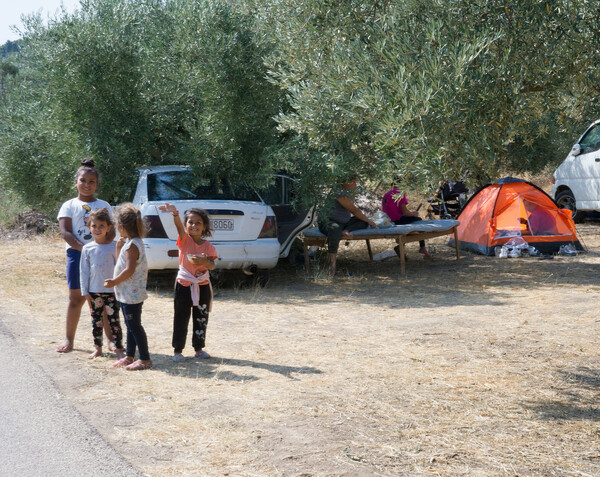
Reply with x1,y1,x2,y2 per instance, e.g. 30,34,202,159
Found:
159,204,217,361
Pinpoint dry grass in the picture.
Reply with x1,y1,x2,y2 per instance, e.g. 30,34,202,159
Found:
1,222,600,476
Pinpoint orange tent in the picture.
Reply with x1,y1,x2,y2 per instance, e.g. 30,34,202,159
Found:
450,178,583,255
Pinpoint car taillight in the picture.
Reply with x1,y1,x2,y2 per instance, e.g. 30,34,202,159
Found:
258,215,277,239
144,215,169,238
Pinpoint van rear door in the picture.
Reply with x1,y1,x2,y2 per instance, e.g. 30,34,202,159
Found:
257,174,314,257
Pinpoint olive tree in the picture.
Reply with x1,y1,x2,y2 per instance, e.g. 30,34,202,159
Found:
256,0,600,196
0,0,282,210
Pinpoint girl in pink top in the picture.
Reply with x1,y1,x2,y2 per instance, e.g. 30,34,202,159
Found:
382,187,432,258
159,203,218,361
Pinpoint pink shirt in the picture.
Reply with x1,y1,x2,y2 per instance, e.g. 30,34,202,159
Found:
176,234,218,286
382,188,408,222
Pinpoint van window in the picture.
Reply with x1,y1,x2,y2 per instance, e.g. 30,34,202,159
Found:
579,125,600,154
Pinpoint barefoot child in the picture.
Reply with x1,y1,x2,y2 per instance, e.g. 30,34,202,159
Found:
57,158,115,353
79,208,125,360
158,203,217,362
105,203,152,371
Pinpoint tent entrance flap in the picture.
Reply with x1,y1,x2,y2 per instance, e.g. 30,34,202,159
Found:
523,199,573,236
492,196,573,240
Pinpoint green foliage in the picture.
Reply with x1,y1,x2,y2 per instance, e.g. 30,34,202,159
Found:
0,56,84,210
165,0,282,183
0,0,282,212
257,0,600,195
0,185,28,227
2,0,600,215
0,40,20,58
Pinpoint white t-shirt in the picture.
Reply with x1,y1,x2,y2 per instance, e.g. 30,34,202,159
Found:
80,241,117,295
57,198,113,249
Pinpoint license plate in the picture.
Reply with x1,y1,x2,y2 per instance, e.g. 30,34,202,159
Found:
212,219,234,231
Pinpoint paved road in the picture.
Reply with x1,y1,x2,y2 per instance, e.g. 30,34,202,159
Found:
0,319,143,477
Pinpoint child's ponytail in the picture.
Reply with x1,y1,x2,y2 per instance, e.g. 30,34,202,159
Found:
116,203,147,239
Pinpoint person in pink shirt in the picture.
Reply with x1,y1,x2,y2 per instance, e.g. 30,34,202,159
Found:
159,203,217,361
382,186,432,258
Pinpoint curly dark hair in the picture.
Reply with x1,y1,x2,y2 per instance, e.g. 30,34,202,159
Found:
87,207,114,227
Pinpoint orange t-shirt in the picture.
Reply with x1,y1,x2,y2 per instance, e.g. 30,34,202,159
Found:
176,234,218,286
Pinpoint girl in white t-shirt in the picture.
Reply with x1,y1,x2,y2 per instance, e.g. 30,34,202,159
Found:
56,158,114,353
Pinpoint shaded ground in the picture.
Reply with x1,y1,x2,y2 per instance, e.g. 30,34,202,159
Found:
0,219,599,476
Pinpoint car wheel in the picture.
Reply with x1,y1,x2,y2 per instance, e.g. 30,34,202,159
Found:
286,238,306,267
209,269,226,288
243,269,270,288
556,189,586,223
255,270,270,287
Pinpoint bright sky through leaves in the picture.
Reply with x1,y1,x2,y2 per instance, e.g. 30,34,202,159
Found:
1,0,79,43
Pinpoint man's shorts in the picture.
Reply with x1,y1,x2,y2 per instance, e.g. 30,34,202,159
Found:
66,248,82,290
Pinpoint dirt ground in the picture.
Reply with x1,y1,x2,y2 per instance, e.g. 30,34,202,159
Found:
1,220,600,476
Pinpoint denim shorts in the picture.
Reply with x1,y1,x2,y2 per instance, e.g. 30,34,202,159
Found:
66,248,82,290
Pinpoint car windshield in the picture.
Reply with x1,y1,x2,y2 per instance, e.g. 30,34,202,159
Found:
147,170,261,202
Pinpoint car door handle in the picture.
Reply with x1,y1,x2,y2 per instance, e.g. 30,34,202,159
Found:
596,158,600,162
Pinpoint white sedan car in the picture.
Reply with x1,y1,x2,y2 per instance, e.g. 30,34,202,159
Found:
131,166,313,271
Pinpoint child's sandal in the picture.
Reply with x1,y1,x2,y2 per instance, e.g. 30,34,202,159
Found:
125,360,152,371
113,356,134,368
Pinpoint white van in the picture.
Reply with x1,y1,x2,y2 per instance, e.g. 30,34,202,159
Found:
552,120,600,222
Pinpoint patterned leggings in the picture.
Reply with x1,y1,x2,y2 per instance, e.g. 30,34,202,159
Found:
89,292,123,349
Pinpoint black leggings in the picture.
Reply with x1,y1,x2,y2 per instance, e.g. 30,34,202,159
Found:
121,302,149,361
172,283,211,353
394,216,425,247
318,217,369,254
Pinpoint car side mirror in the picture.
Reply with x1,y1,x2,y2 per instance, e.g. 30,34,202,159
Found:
571,144,581,156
